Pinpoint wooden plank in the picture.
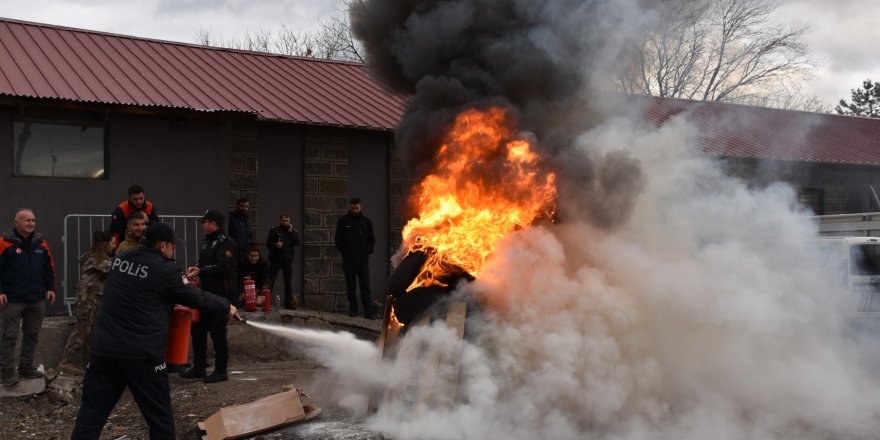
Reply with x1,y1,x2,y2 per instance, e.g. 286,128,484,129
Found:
411,340,441,419
378,302,468,418
436,302,467,408
376,295,396,358
380,315,429,411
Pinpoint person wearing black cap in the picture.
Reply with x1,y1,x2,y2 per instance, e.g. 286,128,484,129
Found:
335,197,377,319
180,209,238,383
71,222,238,440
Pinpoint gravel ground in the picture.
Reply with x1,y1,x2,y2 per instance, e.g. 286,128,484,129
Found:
0,310,386,440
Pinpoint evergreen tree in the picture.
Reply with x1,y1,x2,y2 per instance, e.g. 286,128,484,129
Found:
836,79,880,118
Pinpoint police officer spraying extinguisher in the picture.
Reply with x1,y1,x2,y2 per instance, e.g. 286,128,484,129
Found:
180,210,238,384
71,222,238,439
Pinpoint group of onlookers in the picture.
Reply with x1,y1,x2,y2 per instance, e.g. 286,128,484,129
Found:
0,184,378,438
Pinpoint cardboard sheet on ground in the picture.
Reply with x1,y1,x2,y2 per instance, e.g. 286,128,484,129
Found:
198,388,321,440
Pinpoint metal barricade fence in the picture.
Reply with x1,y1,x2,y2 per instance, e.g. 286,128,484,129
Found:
62,214,204,315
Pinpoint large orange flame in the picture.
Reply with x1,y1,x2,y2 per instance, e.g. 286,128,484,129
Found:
401,107,557,290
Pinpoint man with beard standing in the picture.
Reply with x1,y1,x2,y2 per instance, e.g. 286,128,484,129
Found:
115,212,147,255
109,185,158,249
335,197,376,319
227,198,252,259
266,214,300,309
180,210,237,383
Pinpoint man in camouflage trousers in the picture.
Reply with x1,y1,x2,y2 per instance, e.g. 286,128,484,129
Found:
58,231,113,375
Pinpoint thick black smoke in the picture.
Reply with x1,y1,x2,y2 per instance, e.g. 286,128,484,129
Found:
350,0,673,228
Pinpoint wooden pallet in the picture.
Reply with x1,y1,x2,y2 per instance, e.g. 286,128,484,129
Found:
375,298,467,418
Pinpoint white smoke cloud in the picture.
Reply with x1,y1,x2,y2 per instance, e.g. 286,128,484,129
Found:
362,113,880,440
250,107,880,440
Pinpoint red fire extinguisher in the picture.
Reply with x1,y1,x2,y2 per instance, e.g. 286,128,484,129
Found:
165,305,193,372
243,278,257,312
261,286,272,312
190,277,200,323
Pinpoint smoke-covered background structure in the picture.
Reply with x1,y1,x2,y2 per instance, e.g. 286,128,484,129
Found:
329,1,880,439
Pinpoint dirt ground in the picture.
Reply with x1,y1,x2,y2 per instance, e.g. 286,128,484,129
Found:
0,312,385,440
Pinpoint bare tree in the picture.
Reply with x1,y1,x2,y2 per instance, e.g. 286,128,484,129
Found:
743,83,830,113
193,1,363,62
615,0,817,107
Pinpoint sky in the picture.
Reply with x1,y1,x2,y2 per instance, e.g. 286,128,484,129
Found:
0,0,875,110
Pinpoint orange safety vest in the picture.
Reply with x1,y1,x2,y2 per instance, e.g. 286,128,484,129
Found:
113,200,155,250
119,200,154,219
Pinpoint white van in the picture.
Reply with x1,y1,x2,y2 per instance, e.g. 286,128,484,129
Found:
808,237,880,313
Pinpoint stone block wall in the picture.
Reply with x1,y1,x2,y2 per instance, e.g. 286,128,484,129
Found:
302,128,350,312
389,146,415,257
229,123,260,232
232,123,416,313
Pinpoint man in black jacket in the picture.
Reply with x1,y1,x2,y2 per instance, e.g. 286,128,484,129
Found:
227,198,252,258
180,210,237,383
71,222,236,440
334,197,376,319
266,214,300,309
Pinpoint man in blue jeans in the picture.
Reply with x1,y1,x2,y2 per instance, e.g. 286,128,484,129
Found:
0,208,56,386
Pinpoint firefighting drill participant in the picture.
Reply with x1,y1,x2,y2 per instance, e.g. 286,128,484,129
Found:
109,184,158,249
180,209,237,383
58,230,113,375
115,211,147,255
70,222,237,439
0,208,56,387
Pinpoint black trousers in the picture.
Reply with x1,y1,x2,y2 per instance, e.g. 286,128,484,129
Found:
268,257,294,308
71,356,174,440
190,312,228,373
343,258,374,316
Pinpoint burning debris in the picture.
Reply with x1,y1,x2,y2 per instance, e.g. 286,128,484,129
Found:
385,107,556,328
345,0,657,431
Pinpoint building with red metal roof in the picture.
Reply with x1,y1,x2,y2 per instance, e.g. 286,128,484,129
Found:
639,96,880,166
2,16,880,314
635,95,880,214
0,17,408,314
0,17,404,129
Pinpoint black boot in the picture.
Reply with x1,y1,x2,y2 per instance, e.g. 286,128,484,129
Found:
179,367,206,379
1,369,18,387
204,370,228,383
18,365,43,379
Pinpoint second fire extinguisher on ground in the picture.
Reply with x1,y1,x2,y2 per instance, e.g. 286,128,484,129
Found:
243,278,257,312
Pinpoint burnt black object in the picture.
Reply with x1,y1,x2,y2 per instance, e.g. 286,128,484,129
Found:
385,251,428,298
385,250,475,326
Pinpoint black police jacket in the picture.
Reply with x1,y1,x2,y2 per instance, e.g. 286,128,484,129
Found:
227,210,252,253
90,245,230,362
198,231,237,301
266,225,300,261
334,212,375,262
